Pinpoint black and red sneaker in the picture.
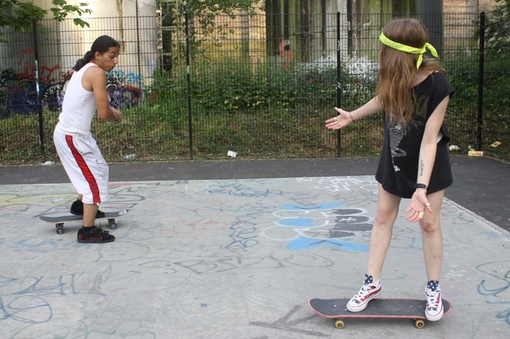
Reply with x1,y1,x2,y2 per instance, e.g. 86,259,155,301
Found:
77,226,115,243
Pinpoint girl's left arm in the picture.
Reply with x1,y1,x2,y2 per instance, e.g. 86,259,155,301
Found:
406,95,450,222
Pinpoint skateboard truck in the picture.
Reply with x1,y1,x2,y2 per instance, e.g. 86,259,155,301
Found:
54,218,117,234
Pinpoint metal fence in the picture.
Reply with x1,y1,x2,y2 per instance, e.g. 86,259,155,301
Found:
0,11,508,164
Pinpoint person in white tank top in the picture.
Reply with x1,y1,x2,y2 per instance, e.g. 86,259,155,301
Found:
53,35,122,243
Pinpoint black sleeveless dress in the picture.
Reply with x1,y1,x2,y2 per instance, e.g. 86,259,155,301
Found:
375,72,455,198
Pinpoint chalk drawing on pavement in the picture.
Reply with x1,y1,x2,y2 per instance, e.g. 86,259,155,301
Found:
263,202,373,252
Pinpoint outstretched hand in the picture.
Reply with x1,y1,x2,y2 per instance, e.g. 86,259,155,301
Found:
326,107,353,130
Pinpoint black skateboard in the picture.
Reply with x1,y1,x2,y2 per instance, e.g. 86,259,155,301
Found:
40,209,128,234
308,298,452,329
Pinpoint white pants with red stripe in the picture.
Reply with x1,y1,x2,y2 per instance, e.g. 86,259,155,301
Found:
53,129,109,205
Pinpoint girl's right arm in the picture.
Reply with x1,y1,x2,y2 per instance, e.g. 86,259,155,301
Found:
326,96,383,130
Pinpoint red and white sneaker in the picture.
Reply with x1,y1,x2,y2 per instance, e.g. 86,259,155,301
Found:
346,277,381,312
425,281,443,321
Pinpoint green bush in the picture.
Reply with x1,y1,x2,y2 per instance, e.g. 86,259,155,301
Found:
148,56,373,113
472,1,510,160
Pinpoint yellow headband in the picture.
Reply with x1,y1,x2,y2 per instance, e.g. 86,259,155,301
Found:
379,32,439,69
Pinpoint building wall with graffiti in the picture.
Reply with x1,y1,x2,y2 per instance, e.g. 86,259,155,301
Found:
0,0,157,117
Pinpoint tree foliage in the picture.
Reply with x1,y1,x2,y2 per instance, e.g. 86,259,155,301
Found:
169,0,260,16
478,0,510,57
160,0,261,34
0,0,91,41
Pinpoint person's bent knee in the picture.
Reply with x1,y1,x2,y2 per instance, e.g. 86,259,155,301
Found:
374,206,399,226
420,219,440,234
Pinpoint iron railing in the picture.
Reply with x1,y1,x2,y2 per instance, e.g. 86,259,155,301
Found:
0,11,508,164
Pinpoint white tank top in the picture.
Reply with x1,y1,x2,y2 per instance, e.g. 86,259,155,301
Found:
55,63,99,136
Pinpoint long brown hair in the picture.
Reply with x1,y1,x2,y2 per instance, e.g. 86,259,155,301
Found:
376,18,443,125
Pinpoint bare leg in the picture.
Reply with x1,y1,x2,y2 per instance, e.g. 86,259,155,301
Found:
82,203,98,227
366,185,401,281
419,189,445,281
346,185,401,312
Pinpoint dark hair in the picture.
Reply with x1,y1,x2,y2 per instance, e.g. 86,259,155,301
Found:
73,35,120,71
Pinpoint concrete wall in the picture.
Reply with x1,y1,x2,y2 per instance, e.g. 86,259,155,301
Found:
32,0,157,18
443,0,497,48
35,0,158,77
444,0,497,14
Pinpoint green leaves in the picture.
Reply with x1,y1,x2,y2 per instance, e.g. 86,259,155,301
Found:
50,0,92,23
0,0,91,41
477,0,510,56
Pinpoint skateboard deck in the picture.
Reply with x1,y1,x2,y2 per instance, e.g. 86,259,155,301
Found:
308,298,452,329
40,209,128,234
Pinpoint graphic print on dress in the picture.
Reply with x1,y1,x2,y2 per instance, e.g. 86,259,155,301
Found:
388,123,406,172
388,96,428,172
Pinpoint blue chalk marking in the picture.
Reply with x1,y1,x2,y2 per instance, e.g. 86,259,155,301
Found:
279,218,314,227
281,202,343,211
286,236,368,252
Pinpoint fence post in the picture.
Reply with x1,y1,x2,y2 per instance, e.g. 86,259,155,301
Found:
135,0,142,90
416,0,444,57
33,19,46,163
477,12,485,152
336,11,341,157
185,8,193,160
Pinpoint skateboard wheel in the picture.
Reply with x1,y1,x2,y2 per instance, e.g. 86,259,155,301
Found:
55,223,64,235
334,319,345,329
107,218,118,229
415,319,425,329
